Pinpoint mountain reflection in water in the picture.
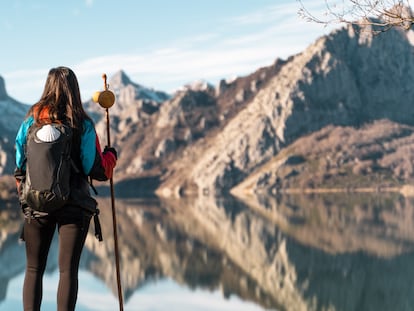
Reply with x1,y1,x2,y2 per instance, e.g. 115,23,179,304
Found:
1,193,414,311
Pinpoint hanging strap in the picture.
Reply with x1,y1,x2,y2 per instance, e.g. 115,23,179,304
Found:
93,208,103,242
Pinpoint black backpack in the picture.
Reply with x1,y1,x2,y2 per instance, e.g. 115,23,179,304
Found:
20,122,73,214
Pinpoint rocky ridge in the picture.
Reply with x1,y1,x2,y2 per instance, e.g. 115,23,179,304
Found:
231,119,414,196
156,24,414,197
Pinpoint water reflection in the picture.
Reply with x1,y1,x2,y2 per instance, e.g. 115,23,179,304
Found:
1,193,414,310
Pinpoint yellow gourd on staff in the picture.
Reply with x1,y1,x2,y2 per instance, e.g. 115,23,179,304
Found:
92,74,115,108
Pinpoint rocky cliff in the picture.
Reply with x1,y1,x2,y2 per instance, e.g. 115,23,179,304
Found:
231,119,414,196
154,24,414,196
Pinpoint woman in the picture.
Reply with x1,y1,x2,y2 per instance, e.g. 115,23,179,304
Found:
14,66,117,311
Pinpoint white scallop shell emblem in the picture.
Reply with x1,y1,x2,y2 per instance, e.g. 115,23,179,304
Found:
36,124,61,142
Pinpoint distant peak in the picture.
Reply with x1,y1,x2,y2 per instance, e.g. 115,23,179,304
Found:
110,70,132,87
0,76,7,100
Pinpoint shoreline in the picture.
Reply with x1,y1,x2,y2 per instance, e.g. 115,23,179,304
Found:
278,185,414,197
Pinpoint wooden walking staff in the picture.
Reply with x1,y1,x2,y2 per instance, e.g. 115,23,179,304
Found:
93,74,124,311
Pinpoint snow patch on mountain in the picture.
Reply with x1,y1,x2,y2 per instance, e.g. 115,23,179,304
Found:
178,79,215,93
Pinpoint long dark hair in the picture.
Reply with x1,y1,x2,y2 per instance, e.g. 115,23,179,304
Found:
29,66,91,129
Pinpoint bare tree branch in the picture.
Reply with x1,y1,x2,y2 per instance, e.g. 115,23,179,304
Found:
297,0,414,31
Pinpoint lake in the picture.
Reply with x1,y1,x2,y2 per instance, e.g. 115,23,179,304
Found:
1,192,414,311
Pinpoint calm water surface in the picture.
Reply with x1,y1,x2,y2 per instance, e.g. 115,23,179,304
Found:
1,192,414,311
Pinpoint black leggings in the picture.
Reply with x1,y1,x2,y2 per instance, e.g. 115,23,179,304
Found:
22,206,91,311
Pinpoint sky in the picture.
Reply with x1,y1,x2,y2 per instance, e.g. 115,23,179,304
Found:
0,0,337,104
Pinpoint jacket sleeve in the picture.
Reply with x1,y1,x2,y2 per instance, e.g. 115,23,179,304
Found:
81,119,117,181
15,116,34,171
14,116,34,190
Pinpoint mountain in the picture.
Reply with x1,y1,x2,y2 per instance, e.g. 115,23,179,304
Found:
85,61,285,191
83,70,171,184
0,76,29,175
83,69,170,123
110,70,170,103
155,24,414,197
231,119,414,196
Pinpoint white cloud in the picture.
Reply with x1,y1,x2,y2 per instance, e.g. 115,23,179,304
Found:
67,6,333,97
4,1,336,103
229,2,298,25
